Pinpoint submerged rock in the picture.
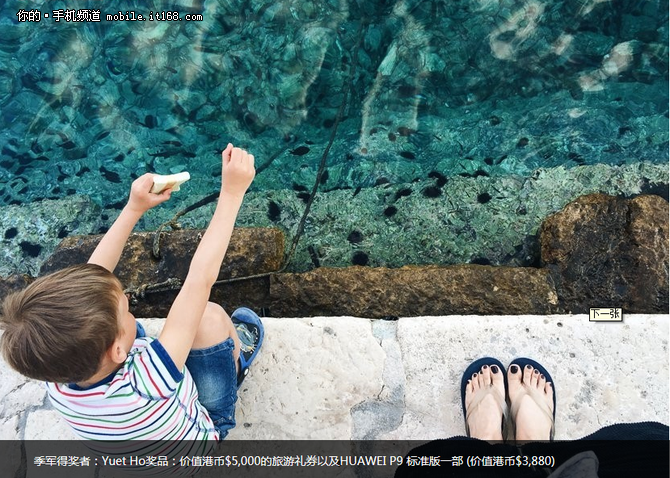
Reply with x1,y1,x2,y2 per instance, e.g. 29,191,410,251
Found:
0,196,102,276
2,192,668,317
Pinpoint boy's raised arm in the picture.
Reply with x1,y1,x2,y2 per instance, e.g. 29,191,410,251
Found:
159,144,255,371
88,174,171,272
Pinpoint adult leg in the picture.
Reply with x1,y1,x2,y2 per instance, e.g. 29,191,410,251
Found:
579,421,669,440
462,359,507,441
521,423,669,478
507,360,554,442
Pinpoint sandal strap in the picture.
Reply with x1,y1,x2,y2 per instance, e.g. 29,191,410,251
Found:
510,384,555,440
231,308,264,387
465,385,508,436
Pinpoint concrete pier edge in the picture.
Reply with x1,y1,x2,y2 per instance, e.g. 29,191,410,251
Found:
1,314,666,442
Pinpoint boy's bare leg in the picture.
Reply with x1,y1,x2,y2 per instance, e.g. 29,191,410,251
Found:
191,302,241,373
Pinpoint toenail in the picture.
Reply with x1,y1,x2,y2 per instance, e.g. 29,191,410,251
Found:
533,369,539,374
473,373,478,377
526,365,532,370
511,365,518,373
540,374,545,379
491,365,498,373
483,365,488,369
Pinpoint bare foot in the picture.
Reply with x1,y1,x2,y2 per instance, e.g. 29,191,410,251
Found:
508,363,554,441
464,363,506,441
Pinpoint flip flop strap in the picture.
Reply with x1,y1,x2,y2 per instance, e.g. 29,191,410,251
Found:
510,384,555,438
465,385,509,431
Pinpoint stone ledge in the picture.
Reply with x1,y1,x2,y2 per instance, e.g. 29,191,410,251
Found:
0,193,667,316
269,265,558,317
2,315,667,443
0,265,557,318
39,228,285,318
40,227,285,280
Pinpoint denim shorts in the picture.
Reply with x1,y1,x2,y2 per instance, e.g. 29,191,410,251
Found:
185,338,238,441
135,320,238,441
135,320,146,339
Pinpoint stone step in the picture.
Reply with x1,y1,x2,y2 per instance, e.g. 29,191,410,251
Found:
1,314,666,444
270,265,558,316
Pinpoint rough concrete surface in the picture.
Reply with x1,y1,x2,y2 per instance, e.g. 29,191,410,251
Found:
1,314,666,444
385,315,668,440
231,317,386,440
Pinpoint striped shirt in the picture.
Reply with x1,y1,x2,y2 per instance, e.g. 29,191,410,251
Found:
46,336,219,444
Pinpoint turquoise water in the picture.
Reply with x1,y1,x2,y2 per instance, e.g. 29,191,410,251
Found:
0,0,668,273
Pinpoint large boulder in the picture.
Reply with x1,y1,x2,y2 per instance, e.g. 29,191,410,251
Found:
269,265,559,318
540,194,669,314
40,228,285,318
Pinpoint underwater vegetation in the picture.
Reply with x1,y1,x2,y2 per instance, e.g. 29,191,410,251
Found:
0,0,667,271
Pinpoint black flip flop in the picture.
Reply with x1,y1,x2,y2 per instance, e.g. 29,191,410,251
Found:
509,357,556,440
460,357,508,439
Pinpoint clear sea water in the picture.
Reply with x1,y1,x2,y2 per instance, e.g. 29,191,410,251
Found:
0,0,668,272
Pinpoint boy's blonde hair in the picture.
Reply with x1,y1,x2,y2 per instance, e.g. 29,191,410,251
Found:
0,263,123,383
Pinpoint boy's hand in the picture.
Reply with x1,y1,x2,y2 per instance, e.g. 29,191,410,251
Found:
89,173,170,271
221,143,255,198
127,173,172,214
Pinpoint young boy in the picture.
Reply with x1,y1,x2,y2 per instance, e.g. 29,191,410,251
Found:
0,144,262,446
